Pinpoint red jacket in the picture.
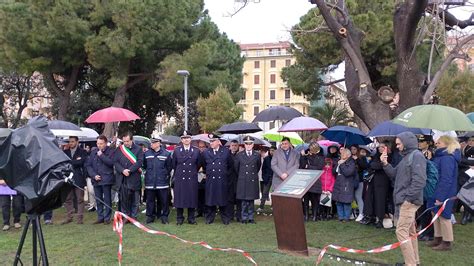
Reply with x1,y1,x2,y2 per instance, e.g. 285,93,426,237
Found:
320,159,335,192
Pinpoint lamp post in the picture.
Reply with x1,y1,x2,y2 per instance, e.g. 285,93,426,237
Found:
177,70,190,131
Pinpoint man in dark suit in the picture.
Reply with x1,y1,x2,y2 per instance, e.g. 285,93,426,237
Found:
114,133,144,220
61,136,88,224
172,131,202,225
235,136,262,224
202,134,233,225
226,139,241,222
86,135,115,224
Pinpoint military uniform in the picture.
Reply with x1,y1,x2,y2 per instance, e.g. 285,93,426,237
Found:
171,131,202,224
235,136,262,223
202,134,233,224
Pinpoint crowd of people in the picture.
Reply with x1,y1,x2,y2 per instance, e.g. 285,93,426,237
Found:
1,129,473,263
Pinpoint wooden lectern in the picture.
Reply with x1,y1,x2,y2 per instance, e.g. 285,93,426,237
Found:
271,169,323,256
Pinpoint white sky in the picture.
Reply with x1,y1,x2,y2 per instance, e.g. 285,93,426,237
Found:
204,0,474,44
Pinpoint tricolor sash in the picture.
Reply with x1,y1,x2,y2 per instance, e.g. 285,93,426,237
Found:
119,145,142,173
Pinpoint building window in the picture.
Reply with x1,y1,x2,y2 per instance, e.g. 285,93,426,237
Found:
270,74,276,84
285,89,291,99
254,90,260,100
241,90,246,100
269,121,275,129
270,60,276,68
270,90,276,100
269,49,280,56
253,106,260,116
285,59,291,67
254,61,260,69
254,75,260,85
255,50,263,56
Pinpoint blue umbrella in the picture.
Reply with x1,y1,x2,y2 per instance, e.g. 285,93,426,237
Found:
368,121,431,137
321,126,371,146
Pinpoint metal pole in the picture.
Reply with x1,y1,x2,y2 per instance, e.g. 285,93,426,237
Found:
184,75,188,131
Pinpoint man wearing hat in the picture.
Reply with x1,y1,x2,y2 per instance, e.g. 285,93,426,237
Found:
418,135,434,160
235,136,261,224
171,131,202,225
202,133,233,224
143,137,172,224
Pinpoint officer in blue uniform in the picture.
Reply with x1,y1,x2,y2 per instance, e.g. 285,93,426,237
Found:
202,133,233,225
171,131,202,225
143,137,172,224
235,136,261,224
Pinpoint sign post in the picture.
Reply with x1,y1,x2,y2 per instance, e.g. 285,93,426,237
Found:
271,169,323,256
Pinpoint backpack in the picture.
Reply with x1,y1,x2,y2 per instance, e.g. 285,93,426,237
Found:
407,150,439,200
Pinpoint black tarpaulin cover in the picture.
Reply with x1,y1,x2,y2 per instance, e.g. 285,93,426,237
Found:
0,116,73,214
458,174,474,211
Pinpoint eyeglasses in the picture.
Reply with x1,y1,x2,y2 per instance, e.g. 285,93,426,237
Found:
395,143,401,146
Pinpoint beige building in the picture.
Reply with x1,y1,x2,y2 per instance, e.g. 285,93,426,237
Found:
238,42,310,129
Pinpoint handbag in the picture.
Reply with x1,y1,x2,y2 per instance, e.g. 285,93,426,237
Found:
363,172,375,183
320,193,332,207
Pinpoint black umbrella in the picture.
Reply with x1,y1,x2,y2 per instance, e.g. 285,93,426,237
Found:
252,106,303,122
224,135,271,147
160,135,181,145
48,120,81,130
133,135,151,148
218,122,262,134
458,175,474,211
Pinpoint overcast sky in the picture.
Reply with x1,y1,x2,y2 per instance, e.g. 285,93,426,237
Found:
204,0,474,44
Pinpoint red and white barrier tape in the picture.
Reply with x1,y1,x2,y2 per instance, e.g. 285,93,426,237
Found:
112,211,257,265
316,198,451,265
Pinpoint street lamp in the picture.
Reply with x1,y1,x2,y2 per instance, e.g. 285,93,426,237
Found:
177,70,190,131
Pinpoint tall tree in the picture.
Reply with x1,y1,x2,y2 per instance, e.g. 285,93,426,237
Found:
286,0,474,128
311,103,353,127
0,1,91,120
196,86,243,133
436,68,474,113
0,72,48,128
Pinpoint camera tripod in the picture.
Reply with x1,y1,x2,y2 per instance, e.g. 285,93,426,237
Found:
13,214,49,266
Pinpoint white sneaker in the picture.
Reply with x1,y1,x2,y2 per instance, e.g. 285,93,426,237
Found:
451,214,457,224
355,214,364,222
2,225,10,231
14,223,21,229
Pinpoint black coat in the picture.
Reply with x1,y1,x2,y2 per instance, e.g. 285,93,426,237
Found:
171,145,202,208
261,155,273,185
332,158,357,204
64,147,88,188
86,146,115,186
114,144,144,191
235,150,262,200
227,151,239,199
300,149,325,193
202,146,233,206
370,152,390,189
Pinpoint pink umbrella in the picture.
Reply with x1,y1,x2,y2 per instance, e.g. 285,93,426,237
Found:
278,117,328,132
85,107,140,123
317,140,340,147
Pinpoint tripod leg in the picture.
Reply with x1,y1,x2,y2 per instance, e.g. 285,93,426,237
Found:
32,219,37,266
13,218,31,266
35,217,49,266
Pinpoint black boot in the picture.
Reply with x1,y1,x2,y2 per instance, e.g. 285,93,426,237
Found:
312,206,318,222
461,211,469,225
303,203,309,222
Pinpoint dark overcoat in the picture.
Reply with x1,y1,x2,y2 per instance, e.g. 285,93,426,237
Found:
332,158,357,204
299,149,325,194
171,145,202,208
114,144,144,191
86,146,115,186
202,146,233,206
64,147,88,188
235,150,262,200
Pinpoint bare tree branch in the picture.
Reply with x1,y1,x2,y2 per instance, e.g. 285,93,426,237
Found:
322,78,345,86
427,5,474,30
423,34,474,103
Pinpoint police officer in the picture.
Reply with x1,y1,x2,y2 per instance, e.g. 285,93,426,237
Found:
235,136,261,224
114,133,144,221
202,133,233,225
171,131,202,225
143,137,172,224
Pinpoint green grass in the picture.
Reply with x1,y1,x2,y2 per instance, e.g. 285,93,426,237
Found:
0,207,473,265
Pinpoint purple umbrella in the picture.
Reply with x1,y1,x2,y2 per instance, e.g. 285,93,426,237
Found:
278,117,328,132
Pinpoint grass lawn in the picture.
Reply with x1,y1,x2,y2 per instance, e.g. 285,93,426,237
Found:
0,207,472,265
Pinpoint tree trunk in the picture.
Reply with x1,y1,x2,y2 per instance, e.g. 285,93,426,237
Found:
56,94,70,121
393,1,427,112
102,84,128,138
